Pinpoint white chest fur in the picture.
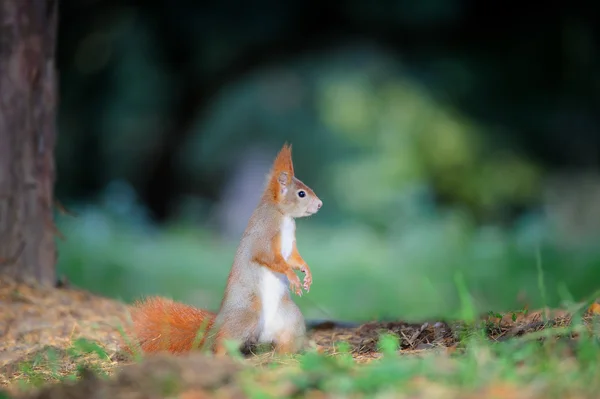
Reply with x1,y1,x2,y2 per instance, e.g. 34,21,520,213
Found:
257,217,296,342
280,216,295,260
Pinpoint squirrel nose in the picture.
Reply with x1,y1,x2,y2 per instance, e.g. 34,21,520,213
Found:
317,200,322,209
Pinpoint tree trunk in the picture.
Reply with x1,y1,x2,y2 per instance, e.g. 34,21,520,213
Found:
0,0,58,285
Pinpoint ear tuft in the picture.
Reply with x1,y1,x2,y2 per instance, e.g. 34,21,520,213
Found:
272,142,294,177
265,142,295,202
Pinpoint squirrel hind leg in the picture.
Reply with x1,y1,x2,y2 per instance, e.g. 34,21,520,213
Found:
273,332,296,354
213,332,259,357
273,329,305,354
213,308,261,356
272,298,306,355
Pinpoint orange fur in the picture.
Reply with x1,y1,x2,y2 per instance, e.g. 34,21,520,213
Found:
125,297,216,354
265,142,294,202
289,241,312,291
273,330,297,353
288,241,308,268
273,142,294,177
252,233,303,296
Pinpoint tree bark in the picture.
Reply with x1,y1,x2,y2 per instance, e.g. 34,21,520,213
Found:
0,0,58,285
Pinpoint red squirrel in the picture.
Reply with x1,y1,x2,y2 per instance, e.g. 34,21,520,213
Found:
126,143,323,356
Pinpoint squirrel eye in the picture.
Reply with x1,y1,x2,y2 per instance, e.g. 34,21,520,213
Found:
297,190,306,198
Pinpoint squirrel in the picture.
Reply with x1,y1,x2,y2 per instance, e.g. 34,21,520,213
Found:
126,143,323,356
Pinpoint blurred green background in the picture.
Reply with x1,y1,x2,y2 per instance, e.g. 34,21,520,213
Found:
54,1,600,322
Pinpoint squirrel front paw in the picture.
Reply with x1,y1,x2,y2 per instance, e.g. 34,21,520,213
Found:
300,265,312,292
288,273,303,297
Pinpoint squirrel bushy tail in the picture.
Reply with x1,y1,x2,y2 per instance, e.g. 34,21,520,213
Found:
126,297,216,354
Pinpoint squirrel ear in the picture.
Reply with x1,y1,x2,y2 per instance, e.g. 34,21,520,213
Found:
267,142,294,198
272,142,294,177
278,171,290,185
278,172,290,194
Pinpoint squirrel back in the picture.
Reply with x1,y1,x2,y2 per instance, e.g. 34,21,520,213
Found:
125,143,322,356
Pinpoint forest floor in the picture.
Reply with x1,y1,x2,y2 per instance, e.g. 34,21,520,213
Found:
1,278,600,399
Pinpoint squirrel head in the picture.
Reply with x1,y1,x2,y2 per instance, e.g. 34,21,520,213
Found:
266,143,322,218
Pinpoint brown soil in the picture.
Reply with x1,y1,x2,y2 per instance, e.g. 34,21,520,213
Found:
0,278,129,370
15,354,246,399
0,278,598,398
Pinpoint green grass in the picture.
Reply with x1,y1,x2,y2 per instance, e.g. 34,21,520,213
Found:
1,339,113,391
56,206,600,322
3,319,600,398
274,337,599,398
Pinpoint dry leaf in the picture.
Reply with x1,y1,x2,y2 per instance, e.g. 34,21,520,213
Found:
588,302,600,315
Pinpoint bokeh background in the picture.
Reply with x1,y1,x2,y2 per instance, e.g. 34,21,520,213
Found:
54,0,600,322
